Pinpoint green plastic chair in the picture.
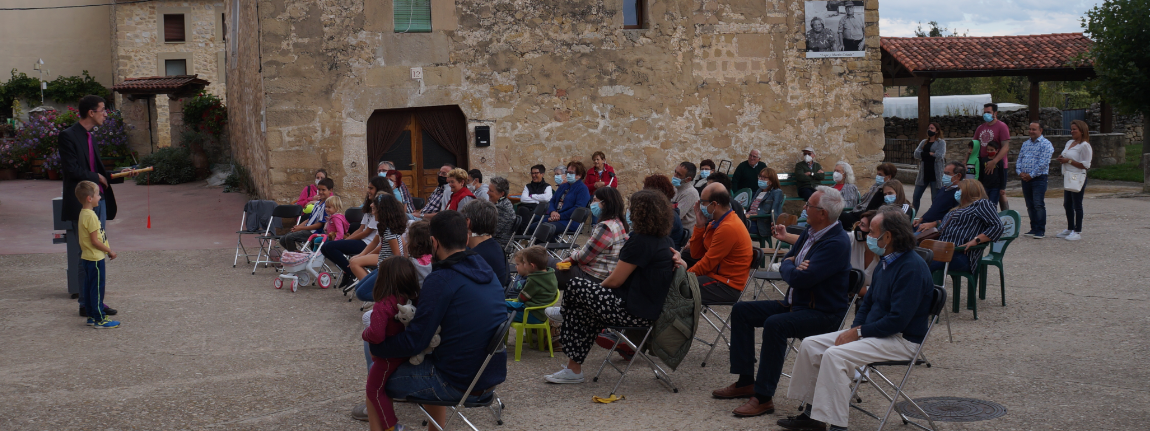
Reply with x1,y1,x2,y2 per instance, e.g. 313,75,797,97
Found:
508,292,562,361
748,214,774,249
733,188,753,208
978,210,1020,305
933,243,989,320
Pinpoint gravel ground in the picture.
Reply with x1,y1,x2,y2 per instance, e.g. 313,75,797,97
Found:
1,184,1147,430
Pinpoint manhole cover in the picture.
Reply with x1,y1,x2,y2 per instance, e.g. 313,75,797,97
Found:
895,397,1007,422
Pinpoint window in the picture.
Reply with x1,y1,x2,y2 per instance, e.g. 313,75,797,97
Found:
394,0,432,33
165,59,187,76
163,14,186,42
623,0,644,29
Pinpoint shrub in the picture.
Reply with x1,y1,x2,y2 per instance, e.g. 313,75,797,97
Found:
135,146,195,185
182,92,227,137
15,113,61,160
0,140,35,170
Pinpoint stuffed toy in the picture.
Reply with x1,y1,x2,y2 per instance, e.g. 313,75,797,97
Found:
395,300,441,365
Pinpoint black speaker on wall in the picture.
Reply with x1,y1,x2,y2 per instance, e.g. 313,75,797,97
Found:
475,125,491,147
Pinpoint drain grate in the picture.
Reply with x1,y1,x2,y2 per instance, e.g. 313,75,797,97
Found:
895,397,1007,422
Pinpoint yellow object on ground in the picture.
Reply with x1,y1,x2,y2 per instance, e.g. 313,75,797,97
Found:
592,395,625,403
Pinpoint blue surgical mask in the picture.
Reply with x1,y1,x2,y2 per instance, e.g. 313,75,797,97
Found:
866,235,886,255
941,174,953,188
954,190,962,202
983,113,994,123
377,172,386,177
700,202,712,220
884,194,896,204
566,173,576,184
589,201,602,218
554,174,563,184
875,175,886,185
625,210,632,227
758,179,770,189
388,180,395,189
671,177,683,187
700,170,711,179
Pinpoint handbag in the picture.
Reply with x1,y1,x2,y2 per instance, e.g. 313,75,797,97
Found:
1064,171,1086,193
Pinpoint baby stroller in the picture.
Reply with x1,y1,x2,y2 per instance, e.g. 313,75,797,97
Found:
274,234,336,292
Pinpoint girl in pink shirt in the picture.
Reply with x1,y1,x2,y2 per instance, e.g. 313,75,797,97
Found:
362,257,421,431
323,196,349,241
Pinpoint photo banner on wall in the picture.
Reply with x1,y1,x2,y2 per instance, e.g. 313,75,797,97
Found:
805,1,867,58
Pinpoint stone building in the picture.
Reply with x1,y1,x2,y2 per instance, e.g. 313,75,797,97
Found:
226,0,886,201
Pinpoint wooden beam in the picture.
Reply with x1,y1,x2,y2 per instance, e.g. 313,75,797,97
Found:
1029,78,1041,123
1100,100,1114,133
918,79,932,140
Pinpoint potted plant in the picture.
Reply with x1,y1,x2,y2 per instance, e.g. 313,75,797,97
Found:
43,150,62,180
0,139,33,179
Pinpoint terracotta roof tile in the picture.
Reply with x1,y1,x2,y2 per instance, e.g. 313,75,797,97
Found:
881,33,1093,72
112,75,210,93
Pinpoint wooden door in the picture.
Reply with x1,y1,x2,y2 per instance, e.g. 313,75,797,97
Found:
378,113,459,198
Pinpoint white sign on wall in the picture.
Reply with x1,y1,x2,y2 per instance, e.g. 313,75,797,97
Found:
804,1,867,58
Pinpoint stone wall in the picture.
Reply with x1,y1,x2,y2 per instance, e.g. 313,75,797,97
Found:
936,133,1126,181
884,108,1062,141
114,0,226,153
239,0,887,202
225,0,271,197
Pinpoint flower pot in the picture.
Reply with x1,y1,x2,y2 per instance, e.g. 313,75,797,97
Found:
0,168,16,181
46,169,60,180
31,158,45,177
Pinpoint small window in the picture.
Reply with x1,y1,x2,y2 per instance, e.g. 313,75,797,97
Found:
221,13,227,42
394,0,432,33
623,0,644,29
165,59,187,76
164,14,186,42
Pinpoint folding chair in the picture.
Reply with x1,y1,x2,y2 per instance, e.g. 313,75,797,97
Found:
781,268,866,379
591,324,679,396
699,248,764,367
251,204,303,275
916,242,953,342
847,285,948,431
507,204,550,253
345,206,364,234
749,213,797,300
234,199,277,267
397,314,513,431
544,207,590,259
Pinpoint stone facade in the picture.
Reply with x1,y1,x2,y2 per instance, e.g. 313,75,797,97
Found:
228,0,886,202
113,0,227,153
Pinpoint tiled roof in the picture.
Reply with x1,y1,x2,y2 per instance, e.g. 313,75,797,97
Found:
881,33,1093,72
112,75,210,93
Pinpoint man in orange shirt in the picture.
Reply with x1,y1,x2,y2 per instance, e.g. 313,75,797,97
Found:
688,183,754,304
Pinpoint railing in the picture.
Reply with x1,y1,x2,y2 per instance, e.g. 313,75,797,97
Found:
883,138,918,165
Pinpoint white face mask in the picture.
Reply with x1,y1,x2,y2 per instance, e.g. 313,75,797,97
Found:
803,155,813,163
833,171,843,182
314,179,321,185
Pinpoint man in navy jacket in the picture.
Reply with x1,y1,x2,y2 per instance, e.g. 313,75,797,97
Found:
534,161,589,241
915,161,965,228
782,207,934,431
373,210,507,425
712,187,851,418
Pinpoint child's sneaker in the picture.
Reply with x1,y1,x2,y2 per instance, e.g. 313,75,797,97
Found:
544,367,584,384
86,318,95,326
93,319,120,329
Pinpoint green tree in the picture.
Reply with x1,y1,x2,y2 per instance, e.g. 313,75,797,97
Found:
1082,0,1149,186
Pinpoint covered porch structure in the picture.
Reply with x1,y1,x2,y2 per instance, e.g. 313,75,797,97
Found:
112,75,210,154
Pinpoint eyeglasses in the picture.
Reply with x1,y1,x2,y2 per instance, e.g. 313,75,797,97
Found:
530,171,542,175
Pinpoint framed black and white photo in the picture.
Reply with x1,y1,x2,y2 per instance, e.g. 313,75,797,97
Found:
805,1,866,58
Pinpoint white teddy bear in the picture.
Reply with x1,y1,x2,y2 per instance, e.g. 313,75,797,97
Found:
395,300,441,365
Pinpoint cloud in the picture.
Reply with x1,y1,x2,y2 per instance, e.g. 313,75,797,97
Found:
877,0,1101,37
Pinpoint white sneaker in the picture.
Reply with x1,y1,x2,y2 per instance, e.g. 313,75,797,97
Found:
545,306,564,324
1055,229,1072,238
1065,232,1081,241
544,367,584,384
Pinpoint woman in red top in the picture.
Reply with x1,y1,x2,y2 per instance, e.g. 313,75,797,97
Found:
584,151,617,194
445,168,476,210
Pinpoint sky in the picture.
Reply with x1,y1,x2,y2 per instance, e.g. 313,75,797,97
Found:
878,0,1104,37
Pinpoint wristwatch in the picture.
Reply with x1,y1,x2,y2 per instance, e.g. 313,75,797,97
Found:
856,328,863,338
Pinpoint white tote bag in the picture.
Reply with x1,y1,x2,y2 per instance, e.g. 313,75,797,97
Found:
1064,171,1086,193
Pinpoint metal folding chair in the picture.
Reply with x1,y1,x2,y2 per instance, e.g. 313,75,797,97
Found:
507,204,550,253
698,248,764,367
234,199,277,268
344,206,364,234
781,268,866,379
847,286,948,431
544,207,591,259
591,324,679,396
750,213,797,300
397,314,513,431
251,204,303,275
916,242,954,342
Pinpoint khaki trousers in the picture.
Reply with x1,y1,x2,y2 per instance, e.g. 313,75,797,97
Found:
786,330,919,427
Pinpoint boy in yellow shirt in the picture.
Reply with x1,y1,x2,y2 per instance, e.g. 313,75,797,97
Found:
76,181,120,328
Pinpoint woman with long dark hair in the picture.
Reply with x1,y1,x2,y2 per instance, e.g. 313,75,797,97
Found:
322,176,387,288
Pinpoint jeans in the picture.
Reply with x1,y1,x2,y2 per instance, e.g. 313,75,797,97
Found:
78,202,107,309
81,259,107,321
320,239,367,279
1064,178,1086,232
729,300,843,397
356,270,378,302
698,275,743,304
1020,175,1048,235
930,254,971,275
912,181,938,214
984,188,1001,206
798,187,816,201
385,358,484,403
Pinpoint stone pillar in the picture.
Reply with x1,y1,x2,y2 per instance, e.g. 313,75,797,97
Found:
1028,78,1040,123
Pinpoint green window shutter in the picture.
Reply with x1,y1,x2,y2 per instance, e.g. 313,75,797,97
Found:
394,0,432,33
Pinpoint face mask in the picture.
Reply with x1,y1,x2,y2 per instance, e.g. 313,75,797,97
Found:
954,190,962,202
983,113,994,123
758,179,770,189
314,179,321,185
394,192,404,204
554,175,563,184
388,180,395,189
671,177,682,187
927,130,937,137
800,209,808,220
875,175,885,186
941,174,953,188
854,229,867,242
566,173,576,184
700,202,712,220
437,176,447,187
378,172,386,177
625,210,632,227
804,155,813,163
467,184,476,192
700,170,711,179
866,234,886,255
589,201,602,218
832,172,843,183
884,195,896,204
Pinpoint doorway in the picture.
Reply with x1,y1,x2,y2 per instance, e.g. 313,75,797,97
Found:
366,106,469,197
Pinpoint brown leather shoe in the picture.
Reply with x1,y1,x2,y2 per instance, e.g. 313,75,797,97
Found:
712,383,755,399
732,397,775,417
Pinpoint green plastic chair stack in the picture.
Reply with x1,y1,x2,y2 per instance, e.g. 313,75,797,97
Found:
978,210,1020,306
508,293,562,361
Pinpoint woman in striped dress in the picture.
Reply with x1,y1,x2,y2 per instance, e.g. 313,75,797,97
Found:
926,179,1004,273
